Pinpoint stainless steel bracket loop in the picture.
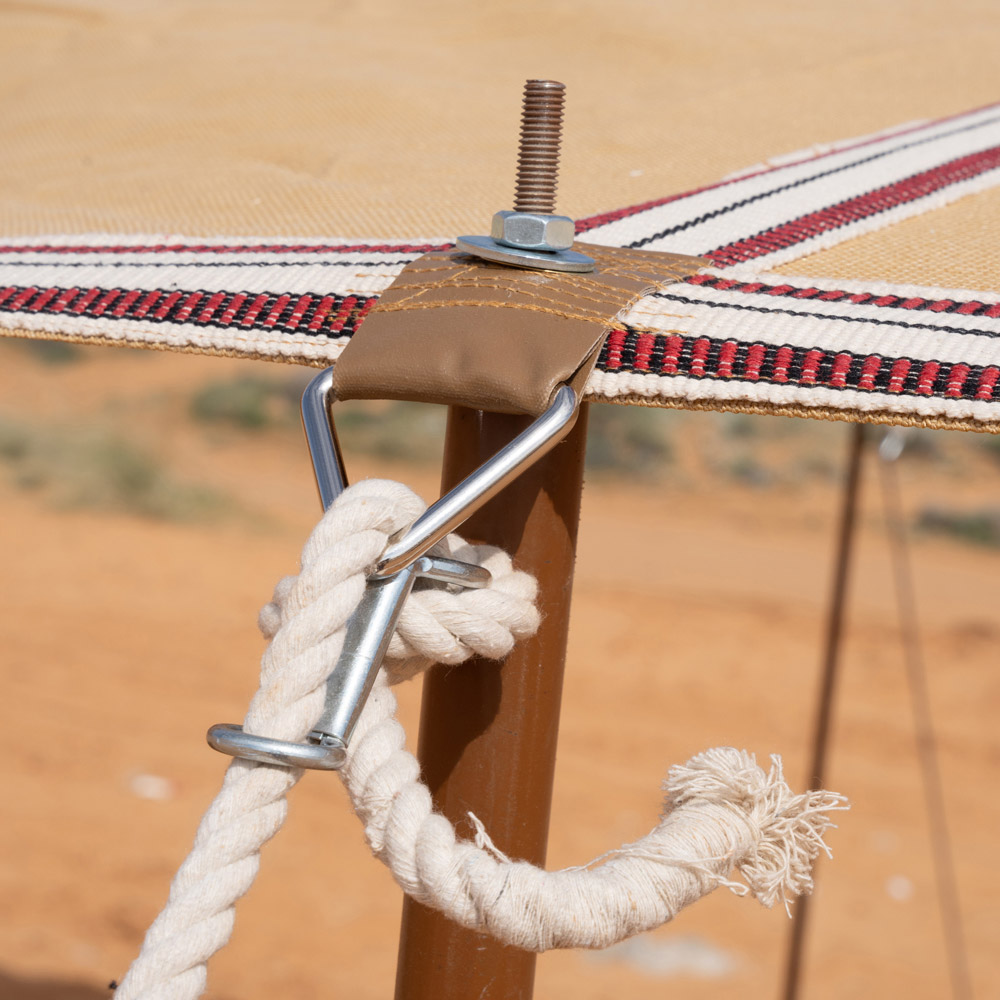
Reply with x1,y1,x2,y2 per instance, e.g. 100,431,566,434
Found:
208,368,580,770
206,723,347,770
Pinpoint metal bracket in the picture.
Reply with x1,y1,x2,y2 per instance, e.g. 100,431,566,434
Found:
207,368,580,770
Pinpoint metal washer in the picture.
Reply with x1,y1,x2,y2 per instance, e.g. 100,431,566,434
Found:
456,235,595,273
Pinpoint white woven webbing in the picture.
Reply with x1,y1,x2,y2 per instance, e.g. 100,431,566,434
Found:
4,103,1000,429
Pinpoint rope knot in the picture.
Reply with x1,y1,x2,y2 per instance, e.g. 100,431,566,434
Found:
256,480,540,679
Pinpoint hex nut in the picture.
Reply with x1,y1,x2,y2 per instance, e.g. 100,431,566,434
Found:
491,210,576,252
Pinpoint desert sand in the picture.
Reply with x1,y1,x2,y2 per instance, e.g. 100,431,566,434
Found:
0,340,997,999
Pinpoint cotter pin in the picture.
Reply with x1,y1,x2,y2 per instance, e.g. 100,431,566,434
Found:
208,366,580,770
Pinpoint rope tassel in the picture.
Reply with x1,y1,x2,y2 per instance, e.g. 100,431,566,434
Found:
114,479,845,998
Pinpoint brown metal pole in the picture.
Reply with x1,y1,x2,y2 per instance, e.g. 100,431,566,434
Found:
394,401,590,1000
780,421,866,1000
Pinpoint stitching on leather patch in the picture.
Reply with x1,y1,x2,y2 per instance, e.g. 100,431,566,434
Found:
330,241,708,414
373,248,703,321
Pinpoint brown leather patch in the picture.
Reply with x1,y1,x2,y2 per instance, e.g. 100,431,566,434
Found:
332,241,706,415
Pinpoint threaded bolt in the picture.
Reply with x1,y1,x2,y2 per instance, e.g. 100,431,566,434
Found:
513,80,565,214
455,78,592,271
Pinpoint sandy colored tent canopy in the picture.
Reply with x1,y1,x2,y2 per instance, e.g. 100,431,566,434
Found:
2,1,1000,432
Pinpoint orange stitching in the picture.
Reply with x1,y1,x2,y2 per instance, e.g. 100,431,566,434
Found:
382,270,693,312
404,250,702,290
367,246,705,332
382,280,626,315
384,274,628,309
370,299,619,324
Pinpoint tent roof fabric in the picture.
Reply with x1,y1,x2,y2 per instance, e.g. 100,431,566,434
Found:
2,1,999,430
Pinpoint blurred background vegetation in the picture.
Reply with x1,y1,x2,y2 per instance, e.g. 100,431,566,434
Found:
3,338,1000,548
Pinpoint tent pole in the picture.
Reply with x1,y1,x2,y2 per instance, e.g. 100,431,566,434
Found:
394,402,590,1000
781,421,866,1000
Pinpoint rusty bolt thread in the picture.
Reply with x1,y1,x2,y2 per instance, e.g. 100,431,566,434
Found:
513,80,565,215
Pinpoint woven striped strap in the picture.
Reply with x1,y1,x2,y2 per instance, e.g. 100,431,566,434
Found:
2,102,999,430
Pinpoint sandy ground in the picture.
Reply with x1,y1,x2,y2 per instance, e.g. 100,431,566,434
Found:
0,342,998,999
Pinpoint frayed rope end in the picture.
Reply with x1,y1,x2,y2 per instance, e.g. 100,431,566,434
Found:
664,747,848,915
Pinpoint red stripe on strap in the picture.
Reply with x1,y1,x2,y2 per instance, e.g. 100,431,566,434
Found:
9,287,38,310
111,289,143,317
49,287,81,313
945,363,970,398
240,294,269,327
262,294,291,328
197,292,227,323
799,349,823,385
218,293,246,325
603,329,627,370
660,334,684,375
307,295,336,332
708,144,1000,267
28,287,61,312
132,291,162,319
633,332,655,372
744,343,766,381
887,358,911,393
975,366,1000,400
90,289,121,317
858,355,882,390
916,361,940,395
354,297,377,328
574,102,1000,233
328,296,358,333
152,291,184,320
689,338,710,377
172,292,204,323
0,241,447,256
71,287,102,314
284,295,313,331
715,340,738,378
772,346,794,383
829,353,852,388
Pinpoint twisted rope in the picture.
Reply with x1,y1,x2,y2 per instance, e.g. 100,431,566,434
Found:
115,478,845,999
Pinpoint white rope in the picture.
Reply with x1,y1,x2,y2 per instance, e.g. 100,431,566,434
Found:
114,478,845,999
